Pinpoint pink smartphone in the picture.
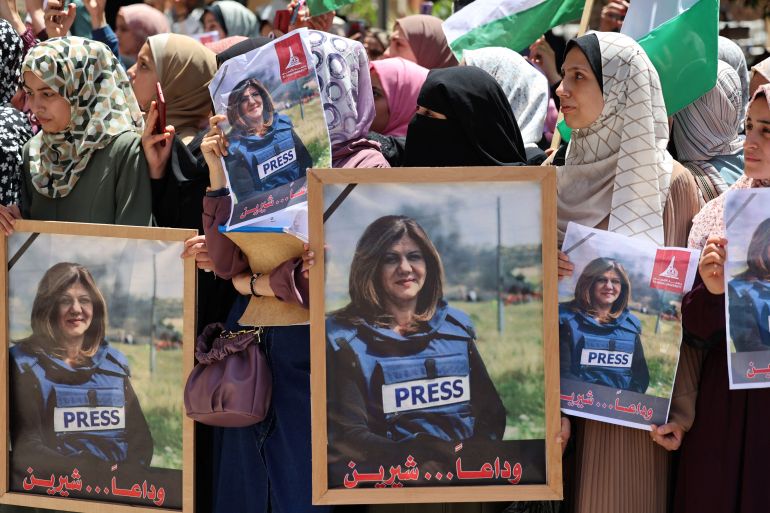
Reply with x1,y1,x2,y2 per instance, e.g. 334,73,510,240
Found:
154,82,167,147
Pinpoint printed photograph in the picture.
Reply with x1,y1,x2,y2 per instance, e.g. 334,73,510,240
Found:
725,188,770,389
558,223,699,429
209,28,331,232
322,181,548,491
5,229,189,510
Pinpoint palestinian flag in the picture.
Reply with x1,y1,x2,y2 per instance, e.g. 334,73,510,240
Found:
622,0,718,115
443,0,585,58
307,0,355,16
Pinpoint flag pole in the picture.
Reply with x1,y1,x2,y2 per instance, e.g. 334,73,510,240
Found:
548,0,597,153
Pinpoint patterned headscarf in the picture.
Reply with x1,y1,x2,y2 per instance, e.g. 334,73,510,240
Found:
0,19,24,104
463,47,549,148
22,37,144,199
0,20,33,206
308,30,375,148
672,61,744,199
558,32,672,246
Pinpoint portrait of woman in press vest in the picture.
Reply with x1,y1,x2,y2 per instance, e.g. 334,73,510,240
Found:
325,215,506,463
9,262,153,478
559,257,650,394
224,77,313,202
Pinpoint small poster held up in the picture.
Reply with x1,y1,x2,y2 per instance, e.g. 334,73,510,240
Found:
209,28,331,236
725,188,770,389
559,223,699,429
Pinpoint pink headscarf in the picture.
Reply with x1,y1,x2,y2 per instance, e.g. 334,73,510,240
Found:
117,4,170,54
205,35,248,54
396,15,458,69
688,84,770,250
370,57,429,137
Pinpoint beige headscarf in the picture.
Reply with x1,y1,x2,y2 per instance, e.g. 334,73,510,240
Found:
557,32,672,247
751,56,770,84
148,34,217,142
397,15,458,70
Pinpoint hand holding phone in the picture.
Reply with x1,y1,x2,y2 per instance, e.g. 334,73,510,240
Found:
274,9,290,33
154,82,167,147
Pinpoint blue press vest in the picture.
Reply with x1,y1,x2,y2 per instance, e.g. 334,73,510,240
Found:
228,114,302,199
10,342,132,462
560,305,643,392
730,279,770,347
327,303,477,442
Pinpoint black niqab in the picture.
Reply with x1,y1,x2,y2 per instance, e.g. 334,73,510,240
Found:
404,66,527,167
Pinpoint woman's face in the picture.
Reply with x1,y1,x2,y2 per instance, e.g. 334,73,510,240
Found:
379,235,427,307
22,71,71,134
415,105,447,119
364,34,386,61
382,25,417,63
202,11,226,40
591,269,622,310
370,70,389,133
127,42,159,111
115,14,141,57
744,97,770,181
556,47,604,129
56,282,93,343
239,86,264,126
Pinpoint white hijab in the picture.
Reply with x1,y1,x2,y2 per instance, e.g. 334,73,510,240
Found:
558,32,672,246
463,47,548,148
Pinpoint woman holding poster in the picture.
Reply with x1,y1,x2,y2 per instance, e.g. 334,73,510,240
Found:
224,76,312,201
559,257,649,394
326,216,505,459
9,263,153,475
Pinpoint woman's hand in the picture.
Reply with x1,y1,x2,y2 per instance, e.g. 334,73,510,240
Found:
556,417,570,454
44,0,77,38
180,235,214,272
0,0,27,34
300,243,314,279
0,204,21,236
287,0,335,32
699,236,727,295
649,422,684,451
558,250,574,280
83,0,107,29
201,114,229,190
24,0,45,34
141,100,175,180
529,36,561,87
599,1,629,32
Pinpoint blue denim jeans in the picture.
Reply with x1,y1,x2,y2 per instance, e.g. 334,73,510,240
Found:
212,297,332,513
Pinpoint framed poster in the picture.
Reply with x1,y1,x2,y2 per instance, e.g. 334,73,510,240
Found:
308,167,561,504
725,188,770,389
0,221,197,513
558,223,699,429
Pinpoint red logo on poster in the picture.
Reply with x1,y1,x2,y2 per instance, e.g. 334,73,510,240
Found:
274,34,309,83
649,249,690,293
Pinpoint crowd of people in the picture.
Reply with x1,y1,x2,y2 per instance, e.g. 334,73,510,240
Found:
0,0,768,512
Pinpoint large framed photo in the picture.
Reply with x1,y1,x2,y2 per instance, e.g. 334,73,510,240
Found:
558,223,699,429
725,188,770,389
0,221,197,513
308,167,561,504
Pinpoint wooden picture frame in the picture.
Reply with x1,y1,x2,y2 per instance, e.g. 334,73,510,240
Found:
0,220,197,513
309,167,561,504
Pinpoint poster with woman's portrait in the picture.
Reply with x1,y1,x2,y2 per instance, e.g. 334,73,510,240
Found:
209,28,331,234
308,167,562,504
558,223,699,429
724,188,770,389
0,221,196,513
